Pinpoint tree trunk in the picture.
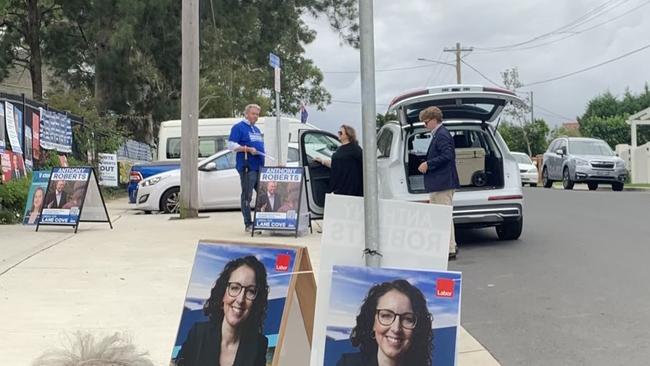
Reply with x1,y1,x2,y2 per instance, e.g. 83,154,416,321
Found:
145,112,155,146
26,0,43,101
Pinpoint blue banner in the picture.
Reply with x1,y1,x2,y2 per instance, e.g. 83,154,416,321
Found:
254,167,303,231
39,108,72,153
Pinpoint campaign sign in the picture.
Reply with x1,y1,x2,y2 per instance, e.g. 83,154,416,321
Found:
22,170,51,225
98,153,118,187
254,167,304,232
39,167,91,225
322,265,462,366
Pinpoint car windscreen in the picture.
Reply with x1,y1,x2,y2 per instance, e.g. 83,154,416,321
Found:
513,154,532,164
569,141,614,156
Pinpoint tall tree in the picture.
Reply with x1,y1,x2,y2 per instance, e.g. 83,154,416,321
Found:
0,0,61,100
501,67,533,156
498,118,549,156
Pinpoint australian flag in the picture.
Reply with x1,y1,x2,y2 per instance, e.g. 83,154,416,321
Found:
300,102,308,124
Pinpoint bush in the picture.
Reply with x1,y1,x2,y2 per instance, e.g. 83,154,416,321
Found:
0,174,31,224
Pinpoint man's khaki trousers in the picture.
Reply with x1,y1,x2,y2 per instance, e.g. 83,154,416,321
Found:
429,189,456,255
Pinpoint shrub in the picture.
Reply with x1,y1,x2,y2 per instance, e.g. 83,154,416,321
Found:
0,174,31,224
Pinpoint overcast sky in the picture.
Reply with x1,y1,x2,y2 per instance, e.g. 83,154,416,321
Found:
298,0,650,134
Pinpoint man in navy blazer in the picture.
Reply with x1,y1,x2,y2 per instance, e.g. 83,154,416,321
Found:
417,106,460,259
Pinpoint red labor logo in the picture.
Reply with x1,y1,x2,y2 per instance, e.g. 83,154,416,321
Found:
275,254,290,272
436,278,454,298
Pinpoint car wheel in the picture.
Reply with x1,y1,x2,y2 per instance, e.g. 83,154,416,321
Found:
542,167,553,188
612,182,624,191
530,183,537,187
562,168,574,190
160,187,180,214
587,182,598,191
496,217,523,240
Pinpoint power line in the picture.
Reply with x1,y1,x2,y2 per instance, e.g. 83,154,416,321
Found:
322,64,433,74
533,104,574,121
522,42,650,87
475,0,633,52
475,0,650,54
460,60,503,87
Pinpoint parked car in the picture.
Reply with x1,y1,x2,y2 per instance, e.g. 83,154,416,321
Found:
299,85,526,240
128,117,317,203
542,137,627,191
511,152,538,187
135,144,300,213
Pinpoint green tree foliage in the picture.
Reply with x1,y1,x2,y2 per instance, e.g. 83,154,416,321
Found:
0,0,62,100
41,0,358,145
500,67,534,155
498,119,550,156
376,112,397,129
579,84,650,146
549,125,581,140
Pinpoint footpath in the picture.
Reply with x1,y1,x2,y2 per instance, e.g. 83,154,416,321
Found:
0,199,500,365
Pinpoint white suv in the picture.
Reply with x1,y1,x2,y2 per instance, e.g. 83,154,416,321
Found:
299,85,525,240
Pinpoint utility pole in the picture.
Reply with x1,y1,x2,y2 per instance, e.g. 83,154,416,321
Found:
179,0,199,218
359,0,380,268
443,42,473,84
530,91,534,123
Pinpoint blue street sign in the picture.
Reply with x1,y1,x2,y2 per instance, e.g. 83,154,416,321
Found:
269,53,280,68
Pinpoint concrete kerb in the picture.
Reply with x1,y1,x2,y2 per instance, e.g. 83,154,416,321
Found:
0,199,500,366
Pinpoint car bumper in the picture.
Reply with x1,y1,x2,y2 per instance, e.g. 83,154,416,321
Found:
520,172,538,183
135,185,162,211
453,203,522,226
574,166,627,183
128,181,139,203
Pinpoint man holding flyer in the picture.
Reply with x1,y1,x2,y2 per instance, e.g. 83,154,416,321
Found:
228,104,265,233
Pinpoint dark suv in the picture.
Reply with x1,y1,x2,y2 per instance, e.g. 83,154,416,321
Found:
542,137,627,191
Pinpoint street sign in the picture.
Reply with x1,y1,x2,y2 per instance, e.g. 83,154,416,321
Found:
274,67,281,92
269,52,281,69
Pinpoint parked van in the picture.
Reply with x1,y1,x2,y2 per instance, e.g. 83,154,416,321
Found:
157,117,317,161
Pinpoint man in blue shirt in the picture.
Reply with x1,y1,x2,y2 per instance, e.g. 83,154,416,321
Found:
228,104,265,232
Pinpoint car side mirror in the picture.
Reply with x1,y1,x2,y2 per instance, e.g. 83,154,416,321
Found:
556,149,564,156
201,162,217,171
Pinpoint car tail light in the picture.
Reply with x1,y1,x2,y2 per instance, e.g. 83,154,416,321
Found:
130,171,143,182
488,195,523,201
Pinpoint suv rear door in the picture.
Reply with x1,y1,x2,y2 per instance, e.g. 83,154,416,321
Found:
298,130,340,218
388,85,524,125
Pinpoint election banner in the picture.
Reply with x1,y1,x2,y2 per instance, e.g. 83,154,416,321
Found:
24,126,33,171
23,170,51,225
170,241,316,366
0,151,11,183
39,108,72,153
322,265,461,366
253,167,305,235
98,153,118,187
0,103,5,151
36,167,112,233
5,102,22,154
32,112,40,159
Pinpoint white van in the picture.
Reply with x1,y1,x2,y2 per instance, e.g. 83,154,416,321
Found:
157,117,318,161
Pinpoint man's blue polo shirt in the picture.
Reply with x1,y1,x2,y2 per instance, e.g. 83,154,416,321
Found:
229,120,265,172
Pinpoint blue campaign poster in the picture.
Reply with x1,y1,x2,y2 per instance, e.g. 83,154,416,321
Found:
23,170,51,225
254,167,304,231
323,265,462,366
171,242,300,365
39,167,91,225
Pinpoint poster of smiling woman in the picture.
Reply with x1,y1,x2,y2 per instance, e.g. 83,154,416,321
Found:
171,241,309,366
322,265,461,366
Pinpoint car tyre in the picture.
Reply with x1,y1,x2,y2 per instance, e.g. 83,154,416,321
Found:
160,187,180,214
496,217,523,240
542,167,553,188
562,168,574,190
587,182,598,191
612,182,624,191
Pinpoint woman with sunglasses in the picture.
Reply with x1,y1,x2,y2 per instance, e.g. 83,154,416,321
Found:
176,256,269,366
337,280,433,366
315,124,364,197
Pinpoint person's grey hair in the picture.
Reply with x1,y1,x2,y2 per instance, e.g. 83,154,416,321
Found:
244,104,261,114
32,332,154,366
